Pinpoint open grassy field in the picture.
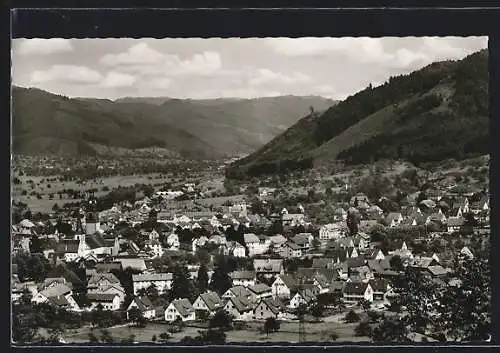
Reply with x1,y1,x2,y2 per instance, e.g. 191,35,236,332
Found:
58,320,368,344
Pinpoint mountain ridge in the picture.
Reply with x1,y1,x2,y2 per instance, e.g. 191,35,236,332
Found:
226,49,489,179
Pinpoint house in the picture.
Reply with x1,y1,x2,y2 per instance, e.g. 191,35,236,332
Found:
229,271,256,287
452,197,470,217
350,193,370,207
364,248,385,261
349,265,374,282
389,241,413,259
164,299,196,322
447,217,464,233
226,241,246,258
280,241,303,258
88,293,122,311
319,223,345,241
281,213,306,227
367,279,390,300
342,282,374,303
87,273,126,303
253,297,285,320
268,234,287,249
253,258,284,278
248,283,273,302
127,296,156,319
132,273,173,295
115,257,147,272
193,291,225,316
336,237,355,249
222,285,253,301
244,233,269,257
271,274,298,299
288,288,317,309
427,265,448,278
224,295,253,320
32,282,79,310
386,213,404,228
290,233,313,250
166,233,180,250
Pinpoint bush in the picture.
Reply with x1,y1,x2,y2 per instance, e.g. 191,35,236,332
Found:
345,310,360,323
355,321,373,337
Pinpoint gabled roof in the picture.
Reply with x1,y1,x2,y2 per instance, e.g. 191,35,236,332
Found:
96,262,122,273
253,258,283,273
346,256,366,269
364,248,383,260
199,292,224,311
47,295,71,307
225,285,251,298
229,271,255,280
132,273,173,282
312,258,335,269
86,233,108,249
48,264,82,285
447,217,464,227
88,293,119,302
259,297,284,315
276,274,298,290
368,278,389,293
343,281,370,295
88,272,121,286
427,265,448,276
171,298,195,316
131,296,154,311
248,283,272,295
39,283,72,298
227,295,253,313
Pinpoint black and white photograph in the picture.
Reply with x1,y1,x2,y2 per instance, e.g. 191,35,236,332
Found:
11,35,490,345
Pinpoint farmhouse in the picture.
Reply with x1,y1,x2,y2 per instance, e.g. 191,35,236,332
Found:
127,296,156,319
132,273,173,295
88,293,122,311
193,291,225,316
224,295,253,320
229,271,256,287
253,297,285,320
342,281,374,303
271,274,298,299
164,299,196,322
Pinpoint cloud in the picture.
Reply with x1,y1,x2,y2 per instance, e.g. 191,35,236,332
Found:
100,42,222,77
100,42,165,66
30,65,102,84
266,37,487,70
249,69,311,86
101,71,137,88
16,39,73,55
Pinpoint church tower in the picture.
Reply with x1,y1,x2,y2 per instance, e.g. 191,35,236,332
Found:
85,197,100,235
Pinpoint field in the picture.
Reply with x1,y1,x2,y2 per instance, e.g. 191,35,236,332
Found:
58,320,368,344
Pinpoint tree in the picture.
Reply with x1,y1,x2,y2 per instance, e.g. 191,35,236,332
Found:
329,332,339,341
209,310,233,331
121,334,136,343
146,283,159,300
371,317,408,342
438,254,491,341
389,255,404,271
196,264,209,294
263,317,280,338
128,307,146,328
359,299,372,311
345,310,360,323
152,334,157,343
88,332,99,343
310,302,325,320
197,329,227,344
209,266,232,295
170,265,196,302
355,321,373,337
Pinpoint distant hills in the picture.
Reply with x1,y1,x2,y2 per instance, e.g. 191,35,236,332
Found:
226,50,489,179
11,88,334,159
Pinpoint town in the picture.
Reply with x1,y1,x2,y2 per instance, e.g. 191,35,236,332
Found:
11,155,491,344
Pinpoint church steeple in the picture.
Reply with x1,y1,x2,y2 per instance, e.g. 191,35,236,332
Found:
85,197,100,235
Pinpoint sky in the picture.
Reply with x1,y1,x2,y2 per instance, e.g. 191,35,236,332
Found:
11,37,488,101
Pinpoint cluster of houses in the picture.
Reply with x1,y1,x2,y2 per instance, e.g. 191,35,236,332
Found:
11,186,489,325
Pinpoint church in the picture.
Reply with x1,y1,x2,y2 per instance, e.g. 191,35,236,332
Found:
56,198,120,263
